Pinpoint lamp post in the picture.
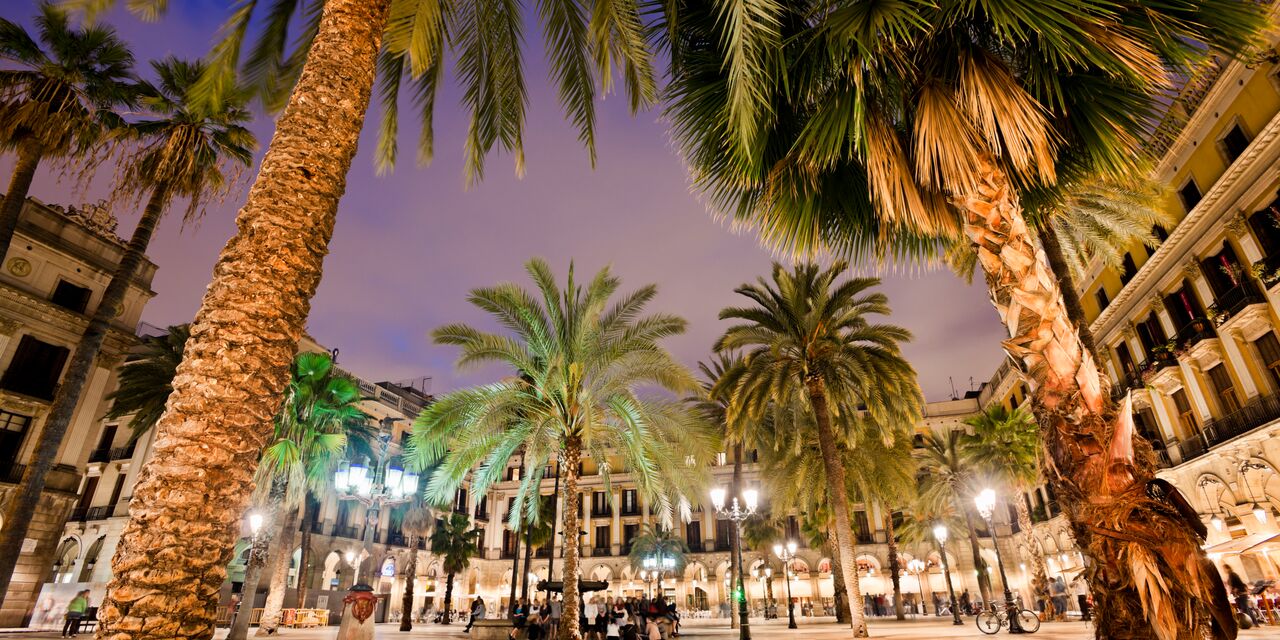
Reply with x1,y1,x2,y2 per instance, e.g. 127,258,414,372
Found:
711,485,757,640
772,541,798,629
933,524,963,626
231,511,266,629
907,559,927,615
976,488,1024,633
334,431,418,587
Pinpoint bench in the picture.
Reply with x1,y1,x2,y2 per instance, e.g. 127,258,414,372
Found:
470,618,518,640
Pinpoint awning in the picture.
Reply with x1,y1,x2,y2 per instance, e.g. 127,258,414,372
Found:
1204,532,1280,556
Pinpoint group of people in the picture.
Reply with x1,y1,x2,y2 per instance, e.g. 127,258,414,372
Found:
509,593,679,640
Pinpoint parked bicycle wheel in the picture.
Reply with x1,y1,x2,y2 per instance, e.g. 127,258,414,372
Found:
1017,609,1041,633
976,610,1002,635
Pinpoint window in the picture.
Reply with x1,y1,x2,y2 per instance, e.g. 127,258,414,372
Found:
685,521,701,549
1171,389,1199,435
1115,342,1137,382
50,280,91,314
1094,287,1110,312
1134,408,1164,449
107,473,126,506
623,523,639,547
74,476,98,515
1153,224,1169,243
622,489,637,515
475,494,488,517
506,466,521,481
715,452,726,466
595,525,610,550
714,520,731,551
852,510,873,544
0,412,31,473
1120,254,1138,285
0,335,70,400
1220,123,1251,163
502,529,519,557
1206,364,1241,415
593,490,611,516
474,527,485,553
1253,332,1280,389
1178,180,1202,212
454,488,468,513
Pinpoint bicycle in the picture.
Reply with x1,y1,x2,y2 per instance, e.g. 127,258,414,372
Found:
976,602,1041,635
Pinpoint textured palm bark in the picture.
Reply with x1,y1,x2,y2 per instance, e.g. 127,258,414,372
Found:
558,437,582,640
1014,495,1050,609
255,505,301,635
885,512,904,620
959,158,1233,640
828,531,850,625
0,139,42,266
0,182,169,606
442,572,455,623
958,505,992,605
293,500,314,609
228,545,269,640
1036,225,1098,359
399,546,417,631
807,377,867,638
729,444,742,629
520,526,533,602
95,1,391,638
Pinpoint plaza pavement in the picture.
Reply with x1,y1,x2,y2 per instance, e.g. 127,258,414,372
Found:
2,616,1276,639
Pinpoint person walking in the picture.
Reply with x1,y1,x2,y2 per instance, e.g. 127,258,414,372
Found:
1225,565,1253,624
583,596,600,640
1070,575,1091,622
61,590,90,638
1050,577,1069,620
550,594,563,639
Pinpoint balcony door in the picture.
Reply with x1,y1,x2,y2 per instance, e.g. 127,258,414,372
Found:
1248,199,1280,257
0,411,31,475
1206,364,1242,414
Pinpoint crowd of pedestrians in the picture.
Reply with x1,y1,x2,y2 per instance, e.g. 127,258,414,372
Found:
509,593,680,640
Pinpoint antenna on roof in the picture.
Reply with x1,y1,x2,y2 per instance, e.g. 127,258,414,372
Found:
949,377,959,401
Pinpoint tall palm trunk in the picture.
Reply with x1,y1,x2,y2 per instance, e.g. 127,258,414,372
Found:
958,505,992,605
509,527,522,615
884,511,904,621
95,1,391,638
294,500,314,609
399,544,417,631
229,543,270,640
728,444,742,629
442,572,455,623
1036,225,1098,359
0,181,170,606
828,530,849,625
520,526,533,602
0,139,43,266
959,157,1231,640
807,376,867,638
1014,493,1049,609
256,505,302,635
558,436,582,640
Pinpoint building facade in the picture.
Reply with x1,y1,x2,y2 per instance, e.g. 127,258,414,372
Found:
0,197,156,627
43,355,1064,627
1075,19,1280,586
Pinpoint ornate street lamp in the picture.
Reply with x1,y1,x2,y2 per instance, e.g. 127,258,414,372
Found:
907,559,927,615
933,524,963,626
232,511,267,629
772,541,798,629
711,486,757,640
976,488,1024,633
334,432,418,586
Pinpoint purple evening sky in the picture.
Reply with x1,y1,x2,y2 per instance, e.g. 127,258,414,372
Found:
1,1,1010,401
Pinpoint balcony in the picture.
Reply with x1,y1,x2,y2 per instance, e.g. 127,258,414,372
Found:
474,510,489,522
1208,283,1266,327
1252,254,1280,289
1174,318,1216,351
592,505,613,518
111,443,136,460
687,540,704,553
334,524,361,539
855,532,875,545
88,447,110,463
501,549,517,560
386,532,407,547
309,521,327,535
85,505,114,521
592,547,612,557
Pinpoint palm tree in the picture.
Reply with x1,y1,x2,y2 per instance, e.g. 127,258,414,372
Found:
70,0,668,628
664,2,1264,635
0,56,253,608
408,258,717,640
628,523,690,582
0,2,137,264
948,176,1173,356
396,498,434,632
428,513,482,625
716,262,921,637
254,352,373,636
917,428,992,606
103,323,189,441
694,354,749,628
962,406,1048,608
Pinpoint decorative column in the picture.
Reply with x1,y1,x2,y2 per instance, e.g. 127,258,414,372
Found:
1146,392,1180,443
1152,296,1178,337
1227,212,1280,319
611,489,622,555
1122,326,1145,365
0,318,19,363
1177,359,1215,424
582,490,593,557
1098,345,1120,386
1217,328,1261,399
